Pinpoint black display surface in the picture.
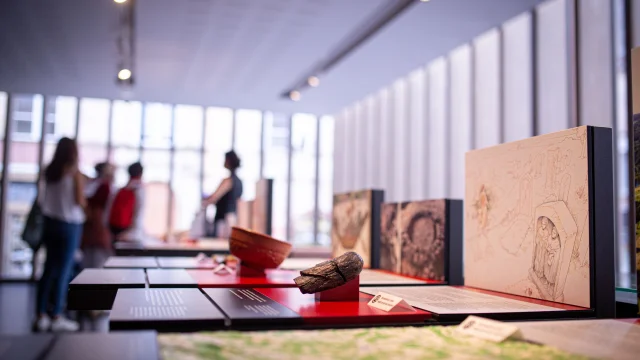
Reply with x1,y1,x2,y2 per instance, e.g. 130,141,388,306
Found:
69,269,147,289
156,256,216,269
104,256,158,269
146,269,198,288
67,269,146,311
203,288,302,327
45,332,158,360
110,289,226,331
0,334,53,360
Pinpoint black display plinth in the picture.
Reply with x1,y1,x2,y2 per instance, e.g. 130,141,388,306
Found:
104,256,158,269
203,288,302,328
110,289,226,331
146,269,198,288
45,332,158,360
67,269,146,310
0,334,53,360
156,256,216,269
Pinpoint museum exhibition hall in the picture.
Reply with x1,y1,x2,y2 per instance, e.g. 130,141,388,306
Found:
1,0,640,359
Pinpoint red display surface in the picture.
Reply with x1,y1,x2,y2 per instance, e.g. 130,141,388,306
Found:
256,288,432,326
187,269,298,288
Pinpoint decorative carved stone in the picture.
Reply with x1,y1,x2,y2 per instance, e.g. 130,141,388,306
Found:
294,252,364,294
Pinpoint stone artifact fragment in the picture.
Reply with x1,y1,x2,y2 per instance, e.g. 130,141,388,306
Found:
294,252,364,294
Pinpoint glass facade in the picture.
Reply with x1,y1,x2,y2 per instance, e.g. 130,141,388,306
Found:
0,96,333,279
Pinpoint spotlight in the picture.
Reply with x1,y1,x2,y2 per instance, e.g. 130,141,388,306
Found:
114,0,127,3
420,0,430,2
118,69,132,80
307,76,320,87
289,91,301,101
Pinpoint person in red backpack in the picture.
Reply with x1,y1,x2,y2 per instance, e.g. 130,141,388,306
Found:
109,162,145,243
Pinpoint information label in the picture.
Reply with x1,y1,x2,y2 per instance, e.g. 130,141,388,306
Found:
457,316,522,343
367,292,416,312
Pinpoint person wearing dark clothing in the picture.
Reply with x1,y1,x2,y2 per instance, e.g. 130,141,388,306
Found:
202,151,243,238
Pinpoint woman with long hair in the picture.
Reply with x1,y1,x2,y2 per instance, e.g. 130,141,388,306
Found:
202,150,243,238
34,137,86,332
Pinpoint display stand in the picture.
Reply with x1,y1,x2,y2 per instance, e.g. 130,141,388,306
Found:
315,276,360,301
237,263,267,277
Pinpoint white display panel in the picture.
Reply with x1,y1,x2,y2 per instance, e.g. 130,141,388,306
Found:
379,88,395,201
474,28,501,148
427,58,448,198
503,12,534,142
353,101,367,190
449,44,473,199
578,0,613,128
365,95,379,189
393,78,410,201
536,0,571,134
408,68,428,199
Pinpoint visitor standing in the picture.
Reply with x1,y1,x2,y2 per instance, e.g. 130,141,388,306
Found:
34,137,85,332
202,150,243,238
81,162,115,268
109,162,145,243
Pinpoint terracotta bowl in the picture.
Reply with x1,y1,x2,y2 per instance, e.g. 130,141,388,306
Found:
229,227,293,269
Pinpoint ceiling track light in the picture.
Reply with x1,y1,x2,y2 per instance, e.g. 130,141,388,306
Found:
307,76,320,87
289,91,301,101
114,0,127,3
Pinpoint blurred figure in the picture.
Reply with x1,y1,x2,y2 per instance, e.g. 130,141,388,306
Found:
35,137,85,332
109,162,145,242
81,162,115,268
202,150,243,238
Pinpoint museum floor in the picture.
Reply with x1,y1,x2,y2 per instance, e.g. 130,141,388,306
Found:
0,283,108,335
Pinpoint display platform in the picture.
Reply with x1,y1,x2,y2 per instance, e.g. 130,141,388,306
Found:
103,256,158,269
110,288,226,331
156,256,217,269
146,269,199,288
360,285,592,322
256,287,431,327
202,288,303,328
115,238,230,257
0,334,53,360
67,268,146,310
45,331,158,360
0,332,158,360
157,325,584,360
186,269,298,288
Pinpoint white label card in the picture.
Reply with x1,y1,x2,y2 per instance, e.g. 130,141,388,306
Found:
367,292,416,312
457,316,523,343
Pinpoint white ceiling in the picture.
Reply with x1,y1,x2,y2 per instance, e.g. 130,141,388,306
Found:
0,0,544,115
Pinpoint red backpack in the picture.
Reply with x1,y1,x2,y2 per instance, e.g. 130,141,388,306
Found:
109,187,137,229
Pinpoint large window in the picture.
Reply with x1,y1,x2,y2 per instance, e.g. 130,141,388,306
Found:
263,112,290,240
0,92,334,278
317,116,334,246
234,109,262,200
172,105,204,232
289,114,318,245
111,100,142,187
77,98,110,177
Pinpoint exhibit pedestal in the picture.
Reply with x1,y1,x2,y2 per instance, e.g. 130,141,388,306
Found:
315,276,360,301
237,263,267,277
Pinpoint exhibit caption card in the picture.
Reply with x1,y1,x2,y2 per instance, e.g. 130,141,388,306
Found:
360,286,561,314
367,292,416,312
457,316,522,343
